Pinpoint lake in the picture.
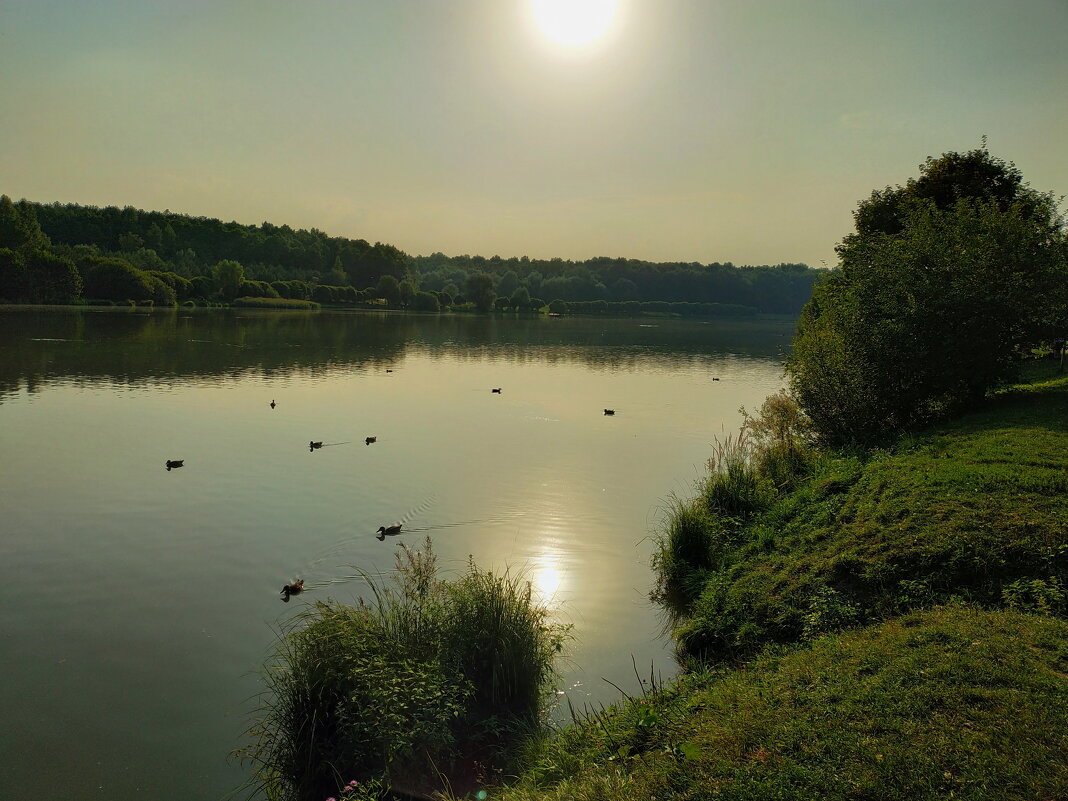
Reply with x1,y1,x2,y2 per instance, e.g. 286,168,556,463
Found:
0,307,793,799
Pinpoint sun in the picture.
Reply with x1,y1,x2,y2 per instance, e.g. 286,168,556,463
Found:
529,0,619,48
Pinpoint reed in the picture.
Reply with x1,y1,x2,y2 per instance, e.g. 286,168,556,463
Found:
240,538,568,801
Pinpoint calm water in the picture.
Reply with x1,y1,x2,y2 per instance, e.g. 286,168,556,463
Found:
0,307,792,800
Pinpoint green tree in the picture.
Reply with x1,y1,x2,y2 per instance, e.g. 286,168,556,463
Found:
509,285,530,310
170,248,199,277
411,290,440,312
852,145,1045,237
24,250,81,304
789,180,1067,444
398,278,417,307
497,270,520,298
0,196,48,251
465,272,497,312
212,259,245,300
117,232,144,252
0,248,27,300
376,274,401,305
326,254,348,286
82,257,156,302
144,223,164,252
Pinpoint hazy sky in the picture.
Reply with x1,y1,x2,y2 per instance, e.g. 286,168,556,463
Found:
2,0,1065,268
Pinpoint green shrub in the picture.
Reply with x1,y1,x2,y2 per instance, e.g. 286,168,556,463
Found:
241,539,567,800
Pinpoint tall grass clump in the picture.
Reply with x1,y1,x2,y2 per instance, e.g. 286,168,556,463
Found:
740,390,816,491
654,392,818,621
240,538,568,801
699,392,814,519
699,431,773,519
652,497,729,610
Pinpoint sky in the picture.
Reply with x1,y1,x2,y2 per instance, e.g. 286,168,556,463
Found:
1,0,1065,269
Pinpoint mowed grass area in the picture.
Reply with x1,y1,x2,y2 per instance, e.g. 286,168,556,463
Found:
488,363,1068,801
674,362,1068,661
497,607,1068,801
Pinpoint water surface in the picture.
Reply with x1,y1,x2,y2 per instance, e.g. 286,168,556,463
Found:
0,307,792,799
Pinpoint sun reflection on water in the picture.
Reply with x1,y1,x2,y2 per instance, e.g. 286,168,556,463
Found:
532,558,563,600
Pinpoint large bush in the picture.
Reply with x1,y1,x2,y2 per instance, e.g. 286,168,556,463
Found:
242,539,567,801
788,149,1067,445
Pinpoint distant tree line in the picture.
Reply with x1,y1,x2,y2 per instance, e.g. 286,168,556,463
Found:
0,196,819,315
410,254,817,315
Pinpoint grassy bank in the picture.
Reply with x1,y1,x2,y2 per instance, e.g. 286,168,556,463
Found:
669,362,1068,663
487,363,1068,801
497,607,1068,801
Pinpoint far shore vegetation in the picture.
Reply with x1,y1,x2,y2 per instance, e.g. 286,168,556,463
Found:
0,194,818,319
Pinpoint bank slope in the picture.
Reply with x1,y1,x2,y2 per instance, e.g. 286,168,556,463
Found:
492,365,1068,801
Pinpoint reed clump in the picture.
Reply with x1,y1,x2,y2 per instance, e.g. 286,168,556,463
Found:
654,392,815,614
232,296,321,310
241,538,568,801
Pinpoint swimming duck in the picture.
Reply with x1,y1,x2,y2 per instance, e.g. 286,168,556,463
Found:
281,579,304,602
165,459,184,470
376,523,402,540
270,399,276,409
604,409,615,416
309,441,323,450
491,388,502,394
365,436,377,445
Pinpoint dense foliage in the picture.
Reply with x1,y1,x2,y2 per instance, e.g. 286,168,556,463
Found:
787,148,1068,445
413,253,817,314
1,195,818,314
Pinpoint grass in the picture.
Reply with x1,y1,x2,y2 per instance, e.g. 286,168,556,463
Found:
493,606,1068,801
233,296,321,310
239,538,568,801
663,362,1068,662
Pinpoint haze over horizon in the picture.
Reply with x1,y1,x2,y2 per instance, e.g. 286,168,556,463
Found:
2,0,1065,269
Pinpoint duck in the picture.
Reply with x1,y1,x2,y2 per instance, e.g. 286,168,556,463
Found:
376,523,402,540
270,399,276,409
365,436,377,445
281,578,304,602
603,409,616,416
309,441,323,450
165,459,184,470
712,377,720,382
491,388,502,394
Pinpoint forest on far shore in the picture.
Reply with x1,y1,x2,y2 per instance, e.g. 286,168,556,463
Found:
0,195,819,315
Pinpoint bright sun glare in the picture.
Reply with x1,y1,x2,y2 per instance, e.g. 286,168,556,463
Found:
530,0,619,48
